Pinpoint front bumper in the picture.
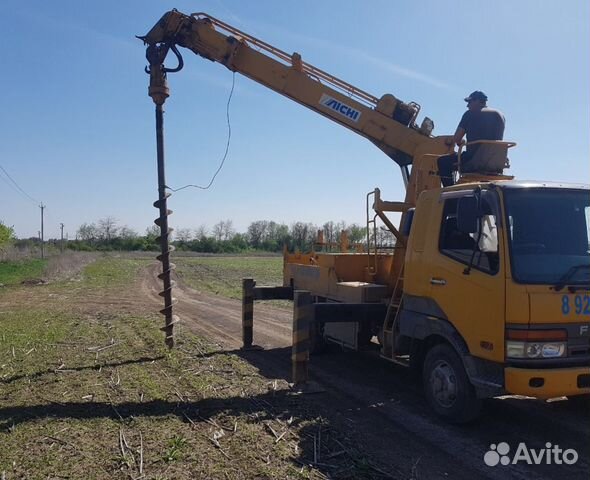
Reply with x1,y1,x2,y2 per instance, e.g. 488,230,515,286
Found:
505,366,590,398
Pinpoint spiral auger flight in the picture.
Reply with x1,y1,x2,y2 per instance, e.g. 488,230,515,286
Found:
142,39,184,348
153,194,179,348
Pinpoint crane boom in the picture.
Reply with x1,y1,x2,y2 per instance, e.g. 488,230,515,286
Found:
140,9,457,347
139,10,452,195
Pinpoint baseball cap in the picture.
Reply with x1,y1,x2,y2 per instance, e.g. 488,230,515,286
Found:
464,91,488,102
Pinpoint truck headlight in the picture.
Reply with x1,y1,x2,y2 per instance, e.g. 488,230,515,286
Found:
506,329,567,359
541,343,566,358
506,341,566,359
526,343,542,358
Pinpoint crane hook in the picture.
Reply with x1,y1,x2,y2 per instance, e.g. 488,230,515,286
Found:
143,43,184,75
164,45,184,73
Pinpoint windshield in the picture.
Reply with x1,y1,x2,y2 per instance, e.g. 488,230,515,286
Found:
503,188,590,285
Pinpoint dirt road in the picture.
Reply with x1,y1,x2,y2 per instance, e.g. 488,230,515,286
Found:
142,263,589,480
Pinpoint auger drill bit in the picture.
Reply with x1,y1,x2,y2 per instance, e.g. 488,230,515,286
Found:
143,42,184,348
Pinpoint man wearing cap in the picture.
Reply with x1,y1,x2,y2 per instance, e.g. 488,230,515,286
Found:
438,91,506,187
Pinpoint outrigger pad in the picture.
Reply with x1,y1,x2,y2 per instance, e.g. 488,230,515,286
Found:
240,344,264,351
288,380,326,395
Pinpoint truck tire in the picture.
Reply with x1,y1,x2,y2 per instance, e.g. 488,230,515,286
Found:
422,343,482,423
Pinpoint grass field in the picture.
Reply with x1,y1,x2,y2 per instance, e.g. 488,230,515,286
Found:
175,255,285,299
175,256,283,299
0,258,47,285
0,255,379,479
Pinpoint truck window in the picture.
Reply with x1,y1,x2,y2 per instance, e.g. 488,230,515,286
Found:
504,188,590,284
439,195,500,274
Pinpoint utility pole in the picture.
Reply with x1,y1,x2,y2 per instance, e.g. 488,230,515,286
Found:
40,203,45,259
60,223,65,253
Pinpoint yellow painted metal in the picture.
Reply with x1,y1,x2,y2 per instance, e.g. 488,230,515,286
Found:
527,287,590,325
505,367,590,398
505,282,530,326
385,149,454,289
283,251,393,300
458,173,514,184
371,188,407,248
141,10,453,170
405,189,507,362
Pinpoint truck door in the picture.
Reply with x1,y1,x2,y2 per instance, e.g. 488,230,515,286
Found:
427,190,506,363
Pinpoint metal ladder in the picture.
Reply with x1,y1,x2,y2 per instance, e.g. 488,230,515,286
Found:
381,265,405,363
366,190,379,276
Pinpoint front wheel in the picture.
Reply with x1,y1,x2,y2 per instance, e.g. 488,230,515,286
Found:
422,343,482,423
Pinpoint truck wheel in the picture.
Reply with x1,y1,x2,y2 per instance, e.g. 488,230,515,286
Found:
423,343,481,423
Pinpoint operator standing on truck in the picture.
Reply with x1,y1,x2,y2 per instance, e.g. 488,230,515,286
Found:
438,91,505,187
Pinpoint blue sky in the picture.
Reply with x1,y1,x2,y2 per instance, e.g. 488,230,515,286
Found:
1,0,588,239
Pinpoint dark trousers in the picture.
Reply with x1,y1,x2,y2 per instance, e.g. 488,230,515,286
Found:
437,151,472,187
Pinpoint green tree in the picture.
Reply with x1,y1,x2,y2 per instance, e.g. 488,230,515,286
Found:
0,221,15,250
347,223,366,245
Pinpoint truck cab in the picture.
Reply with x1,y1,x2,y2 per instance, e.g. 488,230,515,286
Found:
402,181,590,420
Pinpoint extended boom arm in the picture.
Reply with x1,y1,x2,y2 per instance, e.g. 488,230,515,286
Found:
140,10,452,202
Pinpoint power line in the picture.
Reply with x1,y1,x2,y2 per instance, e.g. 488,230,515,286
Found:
0,169,33,202
0,172,20,193
166,72,235,192
0,163,41,205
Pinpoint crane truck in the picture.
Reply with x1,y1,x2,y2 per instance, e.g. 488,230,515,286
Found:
140,10,590,422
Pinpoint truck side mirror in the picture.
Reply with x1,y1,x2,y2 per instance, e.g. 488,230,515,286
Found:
457,196,479,234
401,208,415,237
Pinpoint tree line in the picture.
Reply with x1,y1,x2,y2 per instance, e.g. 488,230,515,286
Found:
71,217,370,253
5,216,397,255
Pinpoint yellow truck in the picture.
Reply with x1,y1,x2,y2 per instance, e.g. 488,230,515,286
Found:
141,10,590,422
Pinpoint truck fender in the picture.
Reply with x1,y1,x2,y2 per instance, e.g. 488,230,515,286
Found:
399,296,504,398
398,308,469,357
